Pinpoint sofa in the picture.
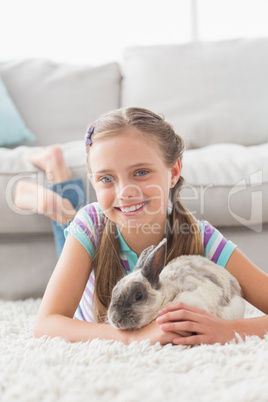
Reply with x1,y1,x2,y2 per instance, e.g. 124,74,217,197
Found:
1,37,268,300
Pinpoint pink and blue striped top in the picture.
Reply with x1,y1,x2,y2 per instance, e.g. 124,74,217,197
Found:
65,202,236,322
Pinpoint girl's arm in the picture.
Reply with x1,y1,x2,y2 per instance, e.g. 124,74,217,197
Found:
34,234,177,345
157,248,268,345
225,248,268,314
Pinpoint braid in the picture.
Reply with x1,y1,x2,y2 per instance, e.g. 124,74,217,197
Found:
166,179,203,263
92,219,124,323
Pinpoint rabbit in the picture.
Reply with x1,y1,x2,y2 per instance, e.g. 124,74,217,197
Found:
107,238,245,330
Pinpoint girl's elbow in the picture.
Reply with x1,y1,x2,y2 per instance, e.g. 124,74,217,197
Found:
34,316,49,339
34,320,43,338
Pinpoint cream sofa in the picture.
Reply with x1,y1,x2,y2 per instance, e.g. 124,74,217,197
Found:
1,38,268,300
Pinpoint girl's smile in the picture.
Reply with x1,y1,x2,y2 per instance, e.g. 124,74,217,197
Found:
114,200,148,215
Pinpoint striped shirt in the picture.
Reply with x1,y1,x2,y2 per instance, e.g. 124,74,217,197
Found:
64,202,237,322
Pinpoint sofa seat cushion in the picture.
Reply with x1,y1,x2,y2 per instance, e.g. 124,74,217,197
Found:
122,38,268,149
1,142,267,235
0,141,96,235
181,143,268,229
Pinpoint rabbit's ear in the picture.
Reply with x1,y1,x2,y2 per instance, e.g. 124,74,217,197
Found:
135,244,156,269
141,239,167,288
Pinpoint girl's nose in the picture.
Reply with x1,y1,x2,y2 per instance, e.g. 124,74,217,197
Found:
117,183,142,200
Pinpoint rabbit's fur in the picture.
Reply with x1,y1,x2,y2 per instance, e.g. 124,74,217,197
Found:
107,239,245,330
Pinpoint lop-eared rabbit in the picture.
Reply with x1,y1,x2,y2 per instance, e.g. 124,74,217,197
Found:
107,239,245,330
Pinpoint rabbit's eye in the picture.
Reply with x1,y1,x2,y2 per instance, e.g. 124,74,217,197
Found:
135,292,143,301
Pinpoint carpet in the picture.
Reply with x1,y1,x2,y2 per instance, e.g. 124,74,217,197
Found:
0,298,268,402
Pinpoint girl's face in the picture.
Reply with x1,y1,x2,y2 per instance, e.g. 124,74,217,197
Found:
89,128,180,234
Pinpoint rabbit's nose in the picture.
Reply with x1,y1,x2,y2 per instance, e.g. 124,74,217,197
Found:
114,316,124,328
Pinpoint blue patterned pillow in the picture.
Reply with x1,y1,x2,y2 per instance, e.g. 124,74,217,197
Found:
0,77,35,146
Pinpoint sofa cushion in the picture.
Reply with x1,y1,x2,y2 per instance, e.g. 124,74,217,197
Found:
121,38,268,149
1,142,267,235
181,143,268,230
0,60,121,146
0,77,35,146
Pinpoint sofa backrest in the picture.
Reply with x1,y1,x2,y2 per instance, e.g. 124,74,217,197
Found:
1,38,268,149
0,59,121,146
121,38,268,149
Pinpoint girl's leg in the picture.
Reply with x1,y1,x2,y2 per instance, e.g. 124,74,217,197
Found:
15,146,77,224
28,145,72,184
47,178,86,257
14,180,77,224
14,146,86,257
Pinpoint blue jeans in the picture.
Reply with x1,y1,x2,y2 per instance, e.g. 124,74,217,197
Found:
47,178,86,258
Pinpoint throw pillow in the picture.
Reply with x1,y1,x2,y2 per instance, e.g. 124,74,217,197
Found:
0,76,35,146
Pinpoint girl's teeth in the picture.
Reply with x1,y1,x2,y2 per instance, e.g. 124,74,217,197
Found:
121,203,144,213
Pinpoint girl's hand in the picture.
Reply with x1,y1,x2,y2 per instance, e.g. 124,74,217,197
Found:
127,320,189,345
156,302,239,345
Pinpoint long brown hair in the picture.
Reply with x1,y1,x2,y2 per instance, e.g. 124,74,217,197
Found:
85,107,203,322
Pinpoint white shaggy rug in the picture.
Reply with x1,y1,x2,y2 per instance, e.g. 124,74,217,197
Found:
1,299,268,402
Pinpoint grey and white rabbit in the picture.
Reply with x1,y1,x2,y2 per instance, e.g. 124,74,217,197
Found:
107,239,245,330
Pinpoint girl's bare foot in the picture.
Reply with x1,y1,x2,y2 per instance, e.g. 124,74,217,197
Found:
14,181,76,224
28,146,71,183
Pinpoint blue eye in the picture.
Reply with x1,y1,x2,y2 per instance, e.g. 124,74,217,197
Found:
136,169,149,177
100,175,114,183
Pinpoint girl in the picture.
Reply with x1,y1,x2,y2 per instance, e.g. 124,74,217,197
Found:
27,107,268,345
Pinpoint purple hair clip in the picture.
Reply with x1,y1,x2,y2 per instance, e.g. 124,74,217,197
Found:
85,126,95,147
